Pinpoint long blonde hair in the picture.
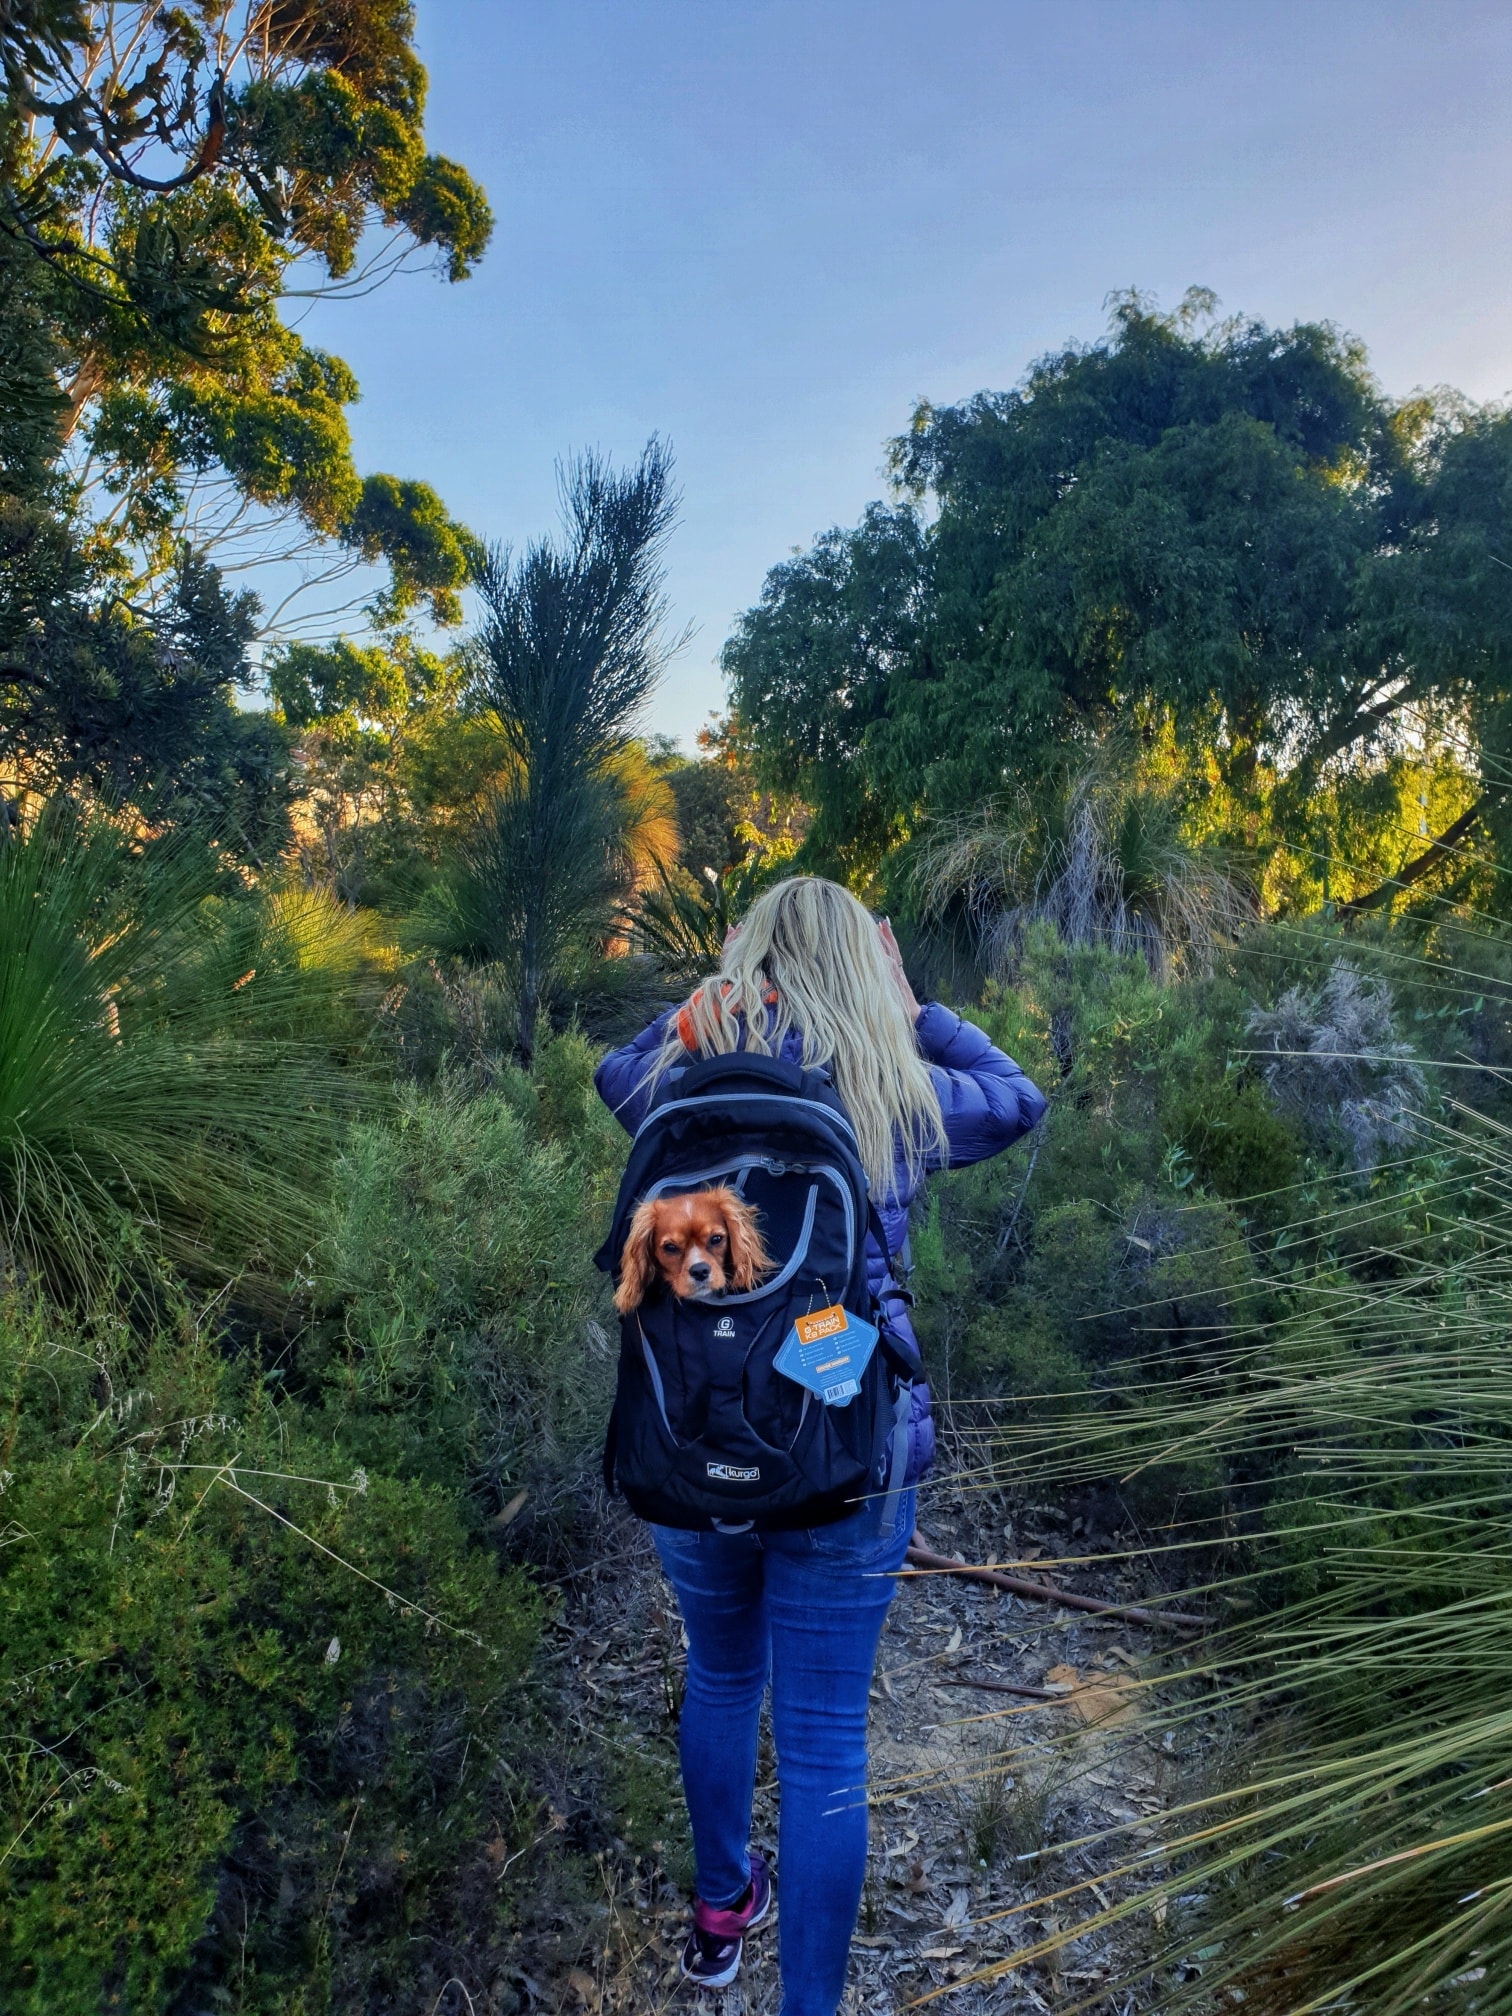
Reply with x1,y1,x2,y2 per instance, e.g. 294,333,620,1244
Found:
650,877,947,1198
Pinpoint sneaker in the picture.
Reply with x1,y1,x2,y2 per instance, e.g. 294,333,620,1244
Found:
679,1851,773,1989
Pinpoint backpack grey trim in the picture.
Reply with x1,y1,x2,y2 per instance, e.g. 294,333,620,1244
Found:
638,1323,678,1442
715,1183,819,1304
633,1091,858,1150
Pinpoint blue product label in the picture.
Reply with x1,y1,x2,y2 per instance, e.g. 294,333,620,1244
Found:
774,1304,879,1408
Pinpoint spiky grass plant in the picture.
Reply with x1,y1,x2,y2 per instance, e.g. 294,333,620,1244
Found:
631,857,764,989
936,1108,1512,2012
0,804,371,1303
911,768,1253,984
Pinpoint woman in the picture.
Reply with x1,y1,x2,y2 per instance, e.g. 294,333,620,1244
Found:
595,876,1045,2016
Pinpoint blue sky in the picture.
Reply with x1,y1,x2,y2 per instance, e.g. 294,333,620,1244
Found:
299,0,1512,744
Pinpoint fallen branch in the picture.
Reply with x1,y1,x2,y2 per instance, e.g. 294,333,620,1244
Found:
938,1672,1065,1702
903,1537,1203,1633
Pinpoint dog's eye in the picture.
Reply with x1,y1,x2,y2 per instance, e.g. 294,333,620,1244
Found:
660,1240,681,1257
707,1232,725,1248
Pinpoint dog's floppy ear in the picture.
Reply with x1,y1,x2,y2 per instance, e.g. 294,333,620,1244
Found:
615,1200,660,1315
720,1191,772,1293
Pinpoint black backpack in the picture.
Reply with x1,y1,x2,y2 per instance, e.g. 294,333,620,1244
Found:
595,1049,922,1532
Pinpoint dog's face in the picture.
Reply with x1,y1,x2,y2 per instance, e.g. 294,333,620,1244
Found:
614,1186,770,1314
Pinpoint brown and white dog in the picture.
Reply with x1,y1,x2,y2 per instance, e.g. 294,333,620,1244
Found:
614,1186,771,1314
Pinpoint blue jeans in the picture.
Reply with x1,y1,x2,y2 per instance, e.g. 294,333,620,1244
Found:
652,1487,915,2016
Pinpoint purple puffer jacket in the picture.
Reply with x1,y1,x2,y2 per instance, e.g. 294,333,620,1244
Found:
594,1001,1047,1485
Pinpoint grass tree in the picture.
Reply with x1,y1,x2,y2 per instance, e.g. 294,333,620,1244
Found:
0,804,370,1304
910,764,1253,984
955,1097,1512,2012
422,441,681,1062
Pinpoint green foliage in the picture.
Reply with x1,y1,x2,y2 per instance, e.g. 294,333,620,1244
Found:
726,290,1512,899
909,914,1479,1437
1167,1075,1300,1206
905,891,1512,2009
909,759,1255,984
721,499,923,868
977,1112,1512,2011
346,473,485,628
0,1291,540,2015
0,224,66,489
317,1032,624,1514
632,856,765,988
267,633,501,908
1,1,489,631
0,804,372,1303
660,750,748,879
0,533,296,853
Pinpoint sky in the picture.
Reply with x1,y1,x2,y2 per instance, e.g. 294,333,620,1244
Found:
296,0,1512,745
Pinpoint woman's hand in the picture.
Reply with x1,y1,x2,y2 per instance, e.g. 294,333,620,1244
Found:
878,917,922,1024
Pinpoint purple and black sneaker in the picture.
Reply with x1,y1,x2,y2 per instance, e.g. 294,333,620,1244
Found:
679,1851,773,1989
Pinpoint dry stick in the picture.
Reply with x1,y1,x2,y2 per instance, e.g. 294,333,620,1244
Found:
902,1537,1204,1632
938,1672,1064,1702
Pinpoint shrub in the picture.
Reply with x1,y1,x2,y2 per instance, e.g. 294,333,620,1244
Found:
1022,1189,1251,1368
1246,960,1430,1175
317,1033,625,1521
1167,1075,1300,1209
0,1292,541,2015
379,954,669,1083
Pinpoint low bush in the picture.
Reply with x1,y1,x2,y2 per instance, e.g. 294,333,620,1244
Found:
1166,1074,1300,1208
0,1292,541,2015
314,1031,626,1537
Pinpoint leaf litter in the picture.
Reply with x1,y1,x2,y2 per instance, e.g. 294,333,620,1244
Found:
515,1469,1205,2015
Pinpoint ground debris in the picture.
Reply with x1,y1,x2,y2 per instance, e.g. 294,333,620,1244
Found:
529,1476,1193,2014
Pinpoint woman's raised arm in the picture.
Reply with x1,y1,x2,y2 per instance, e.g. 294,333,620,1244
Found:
914,1002,1046,1169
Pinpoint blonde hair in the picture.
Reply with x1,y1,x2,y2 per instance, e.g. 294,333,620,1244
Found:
650,876,947,1198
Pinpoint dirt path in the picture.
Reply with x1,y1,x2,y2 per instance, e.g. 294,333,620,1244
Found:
523,1478,1198,2016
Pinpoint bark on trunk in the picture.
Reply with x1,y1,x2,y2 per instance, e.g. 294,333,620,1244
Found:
61,352,106,442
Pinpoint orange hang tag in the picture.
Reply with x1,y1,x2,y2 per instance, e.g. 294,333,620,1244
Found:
794,1304,848,1346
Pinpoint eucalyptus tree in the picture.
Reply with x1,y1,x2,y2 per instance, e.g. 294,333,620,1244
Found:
725,291,1512,906
1,1,489,628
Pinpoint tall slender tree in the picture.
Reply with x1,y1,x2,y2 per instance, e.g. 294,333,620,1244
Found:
425,441,681,1061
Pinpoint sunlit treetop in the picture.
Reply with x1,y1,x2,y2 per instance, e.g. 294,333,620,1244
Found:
3,1,492,293
724,289,1512,892
1,2,492,630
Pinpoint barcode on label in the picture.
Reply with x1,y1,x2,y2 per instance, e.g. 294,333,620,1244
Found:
822,1379,861,1404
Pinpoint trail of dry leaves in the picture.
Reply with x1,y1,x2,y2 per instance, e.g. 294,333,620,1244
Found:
509,1463,1210,2016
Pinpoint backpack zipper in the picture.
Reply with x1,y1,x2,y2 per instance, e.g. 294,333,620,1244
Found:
633,1091,859,1150
643,1154,785,1200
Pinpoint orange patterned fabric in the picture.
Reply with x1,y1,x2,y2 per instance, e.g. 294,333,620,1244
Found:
677,984,778,1052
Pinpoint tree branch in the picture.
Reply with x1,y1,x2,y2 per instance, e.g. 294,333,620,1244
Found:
903,1537,1204,1631
1338,797,1490,916
1307,682,1420,773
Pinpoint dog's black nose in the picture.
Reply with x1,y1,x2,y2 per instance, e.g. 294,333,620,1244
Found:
688,1261,712,1284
